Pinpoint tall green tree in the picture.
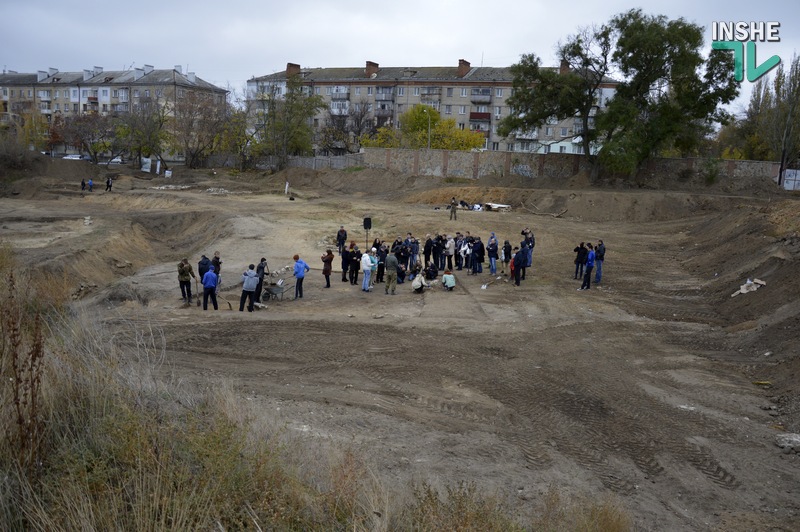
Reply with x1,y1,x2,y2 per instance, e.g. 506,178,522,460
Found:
256,76,325,169
169,91,227,169
499,24,613,160
502,9,739,177
597,9,738,174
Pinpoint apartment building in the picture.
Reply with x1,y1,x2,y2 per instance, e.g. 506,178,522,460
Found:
248,59,617,154
0,65,227,125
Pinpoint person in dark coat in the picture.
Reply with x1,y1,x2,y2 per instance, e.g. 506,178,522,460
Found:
198,254,211,278
423,234,433,267
470,237,485,275
341,245,351,282
512,247,526,286
502,240,512,275
321,249,334,288
336,226,347,255
255,257,269,302
349,246,362,285
574,243,587,280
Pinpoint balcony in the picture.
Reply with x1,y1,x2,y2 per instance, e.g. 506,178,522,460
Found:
374,107,393,117
375,92,394,101
88,96,98,102
469,112,491,122
330,91,349,100
470,89,492,104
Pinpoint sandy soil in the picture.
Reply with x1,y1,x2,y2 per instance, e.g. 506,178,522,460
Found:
2,158,800,530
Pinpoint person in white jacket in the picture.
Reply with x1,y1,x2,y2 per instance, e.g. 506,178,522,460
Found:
239,264,259,312
445,235,456,271
361,248,374,292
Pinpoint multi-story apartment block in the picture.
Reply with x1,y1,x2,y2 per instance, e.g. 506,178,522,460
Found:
1,65,227,126
248,59,617,154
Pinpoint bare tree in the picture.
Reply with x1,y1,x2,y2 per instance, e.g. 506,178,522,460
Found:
169,91,227,169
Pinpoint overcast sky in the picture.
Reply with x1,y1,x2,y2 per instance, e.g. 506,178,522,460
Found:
3,1,797,114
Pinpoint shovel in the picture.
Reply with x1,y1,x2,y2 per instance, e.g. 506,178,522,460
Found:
195,278,201,307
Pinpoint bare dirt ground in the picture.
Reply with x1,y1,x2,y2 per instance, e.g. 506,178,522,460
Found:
2,158,800,530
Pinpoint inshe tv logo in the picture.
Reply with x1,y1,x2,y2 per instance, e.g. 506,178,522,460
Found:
711,21,782,82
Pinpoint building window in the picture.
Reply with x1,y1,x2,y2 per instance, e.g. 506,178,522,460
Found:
507,143,515,151
397,104,403,113
156,89,162,98
560,127,568,137
54,90,60,98
398,87,404,96
367,103,373,111
367,87,373,95
476,105,488,113
144,90,150,97
543,145,551,154
545,127,553,137
458,105,466,115
102,104,108,112
54,103,60,110
447,88,453,97
494,106,501,117
73,104,79,112
413,87,419,96
445,105,452,115
314,87,320,95
313,118,319,127
460,88,467,97
133,89,139,97
355,87,361,96
559,145,566,153
326,87,331,95
71,89,77,99
458,123,465,130
491,142,499,151
81,89,88,98
495,88,503,97
102,89,108,97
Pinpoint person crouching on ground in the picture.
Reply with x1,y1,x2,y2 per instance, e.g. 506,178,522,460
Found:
240,264,259,312
293,254,310,299
201,265,219,310
442,270,456,291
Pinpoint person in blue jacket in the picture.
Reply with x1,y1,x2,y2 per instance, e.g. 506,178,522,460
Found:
579,243,595,291
201,264,219,310
293,254,310,299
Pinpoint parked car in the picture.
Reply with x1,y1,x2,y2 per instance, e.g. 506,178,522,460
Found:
62,154,82,160
109,157,124,164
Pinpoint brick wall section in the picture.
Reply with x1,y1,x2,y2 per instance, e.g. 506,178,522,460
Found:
361,148,780,181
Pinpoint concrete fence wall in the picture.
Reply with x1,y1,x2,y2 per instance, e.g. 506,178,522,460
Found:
359,148,782,184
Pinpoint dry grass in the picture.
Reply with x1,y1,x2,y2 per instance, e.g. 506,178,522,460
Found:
0,240,633,531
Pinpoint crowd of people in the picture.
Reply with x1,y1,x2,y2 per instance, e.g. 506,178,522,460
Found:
179,225,607,310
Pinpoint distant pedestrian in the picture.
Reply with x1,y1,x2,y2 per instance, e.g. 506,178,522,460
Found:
385,251,399,295
293,254,310,299
336,226,347,255
201,265,219,310
574,242,587,280
105,176,112,192
341,245,351,282
594,239,606,283
512,247,525,286
501,240,511,275
321,249,334,288
177,258,196,304
579,243,595,291
212,251,222,294
198,254,211,278
239,264,258,312
255,257,269,302
361,248,373,292
449,196,458,220
81,178,86,192
87,178,93,192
